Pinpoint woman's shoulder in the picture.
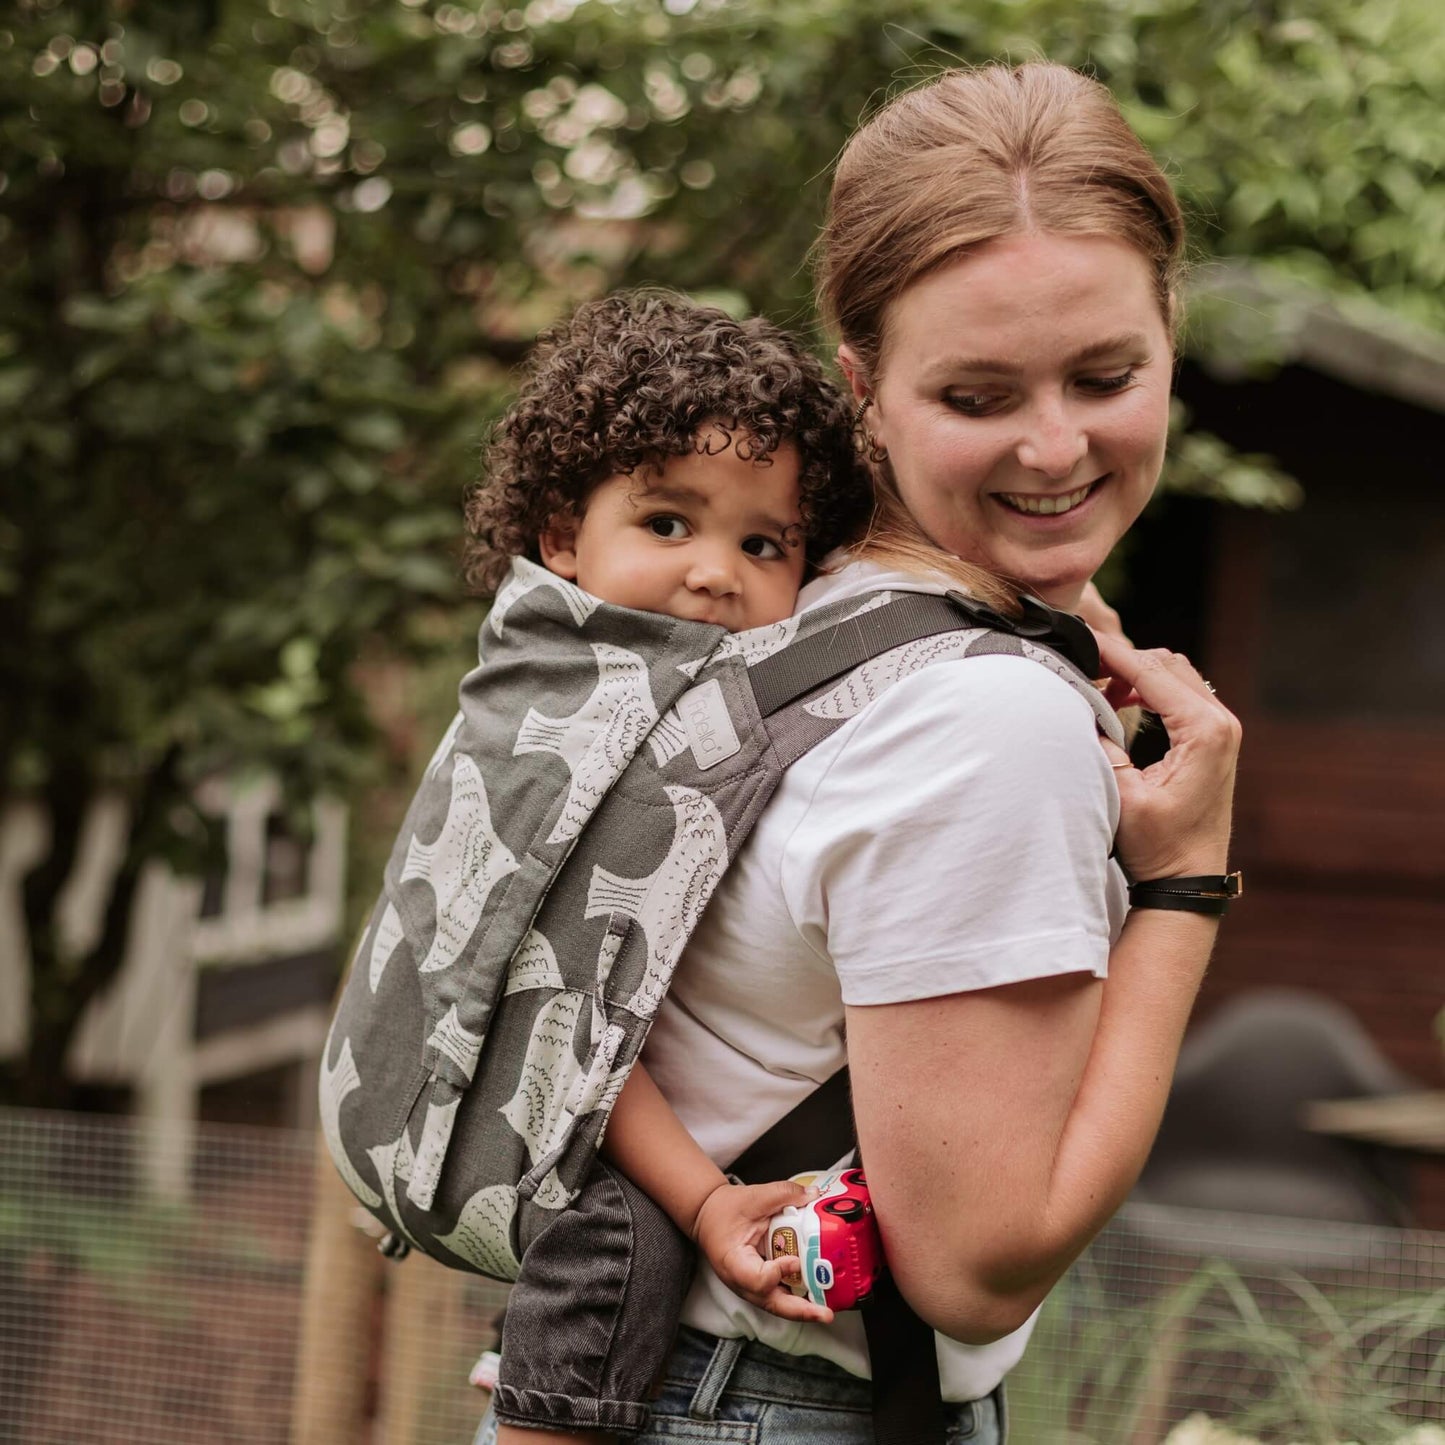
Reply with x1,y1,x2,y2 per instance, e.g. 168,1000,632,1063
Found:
844,649,1104,768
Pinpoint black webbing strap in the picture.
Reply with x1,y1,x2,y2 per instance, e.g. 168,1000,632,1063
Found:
746,588,1100,720
747,594,968,718
727,1066,857,1185
727,1067,948,1445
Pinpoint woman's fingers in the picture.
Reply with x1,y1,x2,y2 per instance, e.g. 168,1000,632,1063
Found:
1095,634,1216,713
1093,635,1241,881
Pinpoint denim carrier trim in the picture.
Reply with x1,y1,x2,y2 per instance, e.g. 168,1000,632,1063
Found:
321,558,1123,1280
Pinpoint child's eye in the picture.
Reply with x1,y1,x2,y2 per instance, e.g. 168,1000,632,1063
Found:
741,536,784,560
647,515,689,540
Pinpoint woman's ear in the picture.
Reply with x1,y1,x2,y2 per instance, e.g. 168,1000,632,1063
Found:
837,345,869,408
538,516,580,580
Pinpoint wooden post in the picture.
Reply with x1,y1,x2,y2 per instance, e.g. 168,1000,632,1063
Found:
291,1132,382,1445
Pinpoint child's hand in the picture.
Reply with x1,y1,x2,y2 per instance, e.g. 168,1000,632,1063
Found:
691,1180,835,1325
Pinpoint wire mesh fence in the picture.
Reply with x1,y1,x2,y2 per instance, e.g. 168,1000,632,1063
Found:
1,1107,1442,1444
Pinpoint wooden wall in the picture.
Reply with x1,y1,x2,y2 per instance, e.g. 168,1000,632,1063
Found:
1133,362,1445,1225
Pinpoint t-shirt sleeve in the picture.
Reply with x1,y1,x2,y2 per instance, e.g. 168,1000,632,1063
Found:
779,653,1122,1006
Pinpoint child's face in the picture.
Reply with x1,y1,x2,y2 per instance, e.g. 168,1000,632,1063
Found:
540,434,807,632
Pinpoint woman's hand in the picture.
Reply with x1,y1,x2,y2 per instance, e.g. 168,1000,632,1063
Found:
691,1180,835,1325
1094,633,1241,881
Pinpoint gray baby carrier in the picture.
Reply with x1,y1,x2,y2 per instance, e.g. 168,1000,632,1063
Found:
321,558,1123,1280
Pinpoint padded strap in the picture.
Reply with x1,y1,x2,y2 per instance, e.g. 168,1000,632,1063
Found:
747,589,1100,719
727,1067,947,1445
747,594,968,717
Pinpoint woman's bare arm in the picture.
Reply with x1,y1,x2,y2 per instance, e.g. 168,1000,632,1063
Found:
848,640,1240,1344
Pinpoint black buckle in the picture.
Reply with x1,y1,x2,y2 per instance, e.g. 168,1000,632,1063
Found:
945,591,1100,679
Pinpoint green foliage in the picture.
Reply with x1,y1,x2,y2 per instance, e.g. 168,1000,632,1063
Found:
1011,1255,1445,1443
2,0,1440,1094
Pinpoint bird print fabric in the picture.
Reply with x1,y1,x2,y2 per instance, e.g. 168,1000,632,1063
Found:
320,560,1120,1283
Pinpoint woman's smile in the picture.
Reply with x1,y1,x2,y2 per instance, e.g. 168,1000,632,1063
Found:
993,477,1104,519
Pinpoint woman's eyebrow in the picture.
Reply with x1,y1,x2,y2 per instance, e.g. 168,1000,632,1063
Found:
924,331,1152,377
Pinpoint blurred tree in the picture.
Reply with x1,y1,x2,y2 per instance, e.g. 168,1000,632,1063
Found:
2,0,1439,1104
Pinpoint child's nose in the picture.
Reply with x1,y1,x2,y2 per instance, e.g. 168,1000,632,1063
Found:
686,550,742,596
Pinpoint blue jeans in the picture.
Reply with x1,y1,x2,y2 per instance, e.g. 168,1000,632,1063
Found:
474,1325,1007,1443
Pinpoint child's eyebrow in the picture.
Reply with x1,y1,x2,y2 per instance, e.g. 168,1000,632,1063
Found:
629,481,699,506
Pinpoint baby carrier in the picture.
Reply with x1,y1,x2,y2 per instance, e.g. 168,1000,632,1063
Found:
321,558,1124,1282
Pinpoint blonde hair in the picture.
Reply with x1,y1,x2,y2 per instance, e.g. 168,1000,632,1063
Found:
817,62,1186,608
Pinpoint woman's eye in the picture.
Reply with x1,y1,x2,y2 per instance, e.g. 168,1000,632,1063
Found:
647,515,688,540
1079,368,1137,395
944,391,1008,417
741,535,784,560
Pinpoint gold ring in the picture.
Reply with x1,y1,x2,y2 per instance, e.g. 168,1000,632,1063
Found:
1110,760,1132,771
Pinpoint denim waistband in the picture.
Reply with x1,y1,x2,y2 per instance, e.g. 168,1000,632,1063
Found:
665,1324,1006,1438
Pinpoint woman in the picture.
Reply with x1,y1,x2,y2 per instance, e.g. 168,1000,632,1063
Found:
478,60,1240,1445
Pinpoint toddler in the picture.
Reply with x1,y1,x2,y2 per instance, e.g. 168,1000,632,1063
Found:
461,290,872,1442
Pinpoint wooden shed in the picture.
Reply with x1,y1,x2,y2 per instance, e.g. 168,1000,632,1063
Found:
1127,265,1445,1224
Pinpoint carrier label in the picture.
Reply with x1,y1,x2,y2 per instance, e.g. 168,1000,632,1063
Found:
678,679,741,770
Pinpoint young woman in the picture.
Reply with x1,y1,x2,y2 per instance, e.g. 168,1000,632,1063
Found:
476,60,1241,1445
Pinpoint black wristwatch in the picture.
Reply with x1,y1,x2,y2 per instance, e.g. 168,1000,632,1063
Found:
1127,872,1244,917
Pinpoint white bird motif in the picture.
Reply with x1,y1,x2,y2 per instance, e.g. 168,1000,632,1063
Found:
646,707,690,767
436,1183,522,1279
503,929,565,996
422,711,465,784
499,991,587,1166
512,643,659,845
530,1168,575,1211
802,631,984,720
368,901,405,994
401,754,520,974
366,1129,422,1250
586,785,729,1018
489,559,599,638
319,1033,382,1208
676,614,801,681
406,1093,461,1211
426,1003,485,1082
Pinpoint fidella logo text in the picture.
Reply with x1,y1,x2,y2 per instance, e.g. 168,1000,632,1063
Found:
678,679,741,771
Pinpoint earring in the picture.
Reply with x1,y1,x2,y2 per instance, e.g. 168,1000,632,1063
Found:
852,396,888,462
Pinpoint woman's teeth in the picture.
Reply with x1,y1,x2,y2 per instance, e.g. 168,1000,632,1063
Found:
999,483,1095,516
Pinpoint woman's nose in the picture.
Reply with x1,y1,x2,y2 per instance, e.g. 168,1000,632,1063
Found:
1015,399,1088,478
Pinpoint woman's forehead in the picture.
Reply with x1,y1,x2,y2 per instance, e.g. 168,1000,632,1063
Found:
880,233,1168,369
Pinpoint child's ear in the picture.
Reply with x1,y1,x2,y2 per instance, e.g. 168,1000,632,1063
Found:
539,516,580,580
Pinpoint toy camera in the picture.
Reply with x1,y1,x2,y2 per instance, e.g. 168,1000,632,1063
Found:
765,1166,884,1311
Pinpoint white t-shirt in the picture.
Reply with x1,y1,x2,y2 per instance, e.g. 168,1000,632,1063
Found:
642,560,1128,1402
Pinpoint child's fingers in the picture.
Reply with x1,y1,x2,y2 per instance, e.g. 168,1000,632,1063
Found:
737,1178,811,1219
751,1284,834,1325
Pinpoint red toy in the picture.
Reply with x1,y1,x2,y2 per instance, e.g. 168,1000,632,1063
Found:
764,1166,884,1311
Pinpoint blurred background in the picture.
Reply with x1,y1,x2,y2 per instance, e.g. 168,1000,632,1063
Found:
2,0,1444,1440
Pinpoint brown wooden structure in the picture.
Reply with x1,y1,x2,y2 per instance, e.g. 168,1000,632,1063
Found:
1130,274,1445,1223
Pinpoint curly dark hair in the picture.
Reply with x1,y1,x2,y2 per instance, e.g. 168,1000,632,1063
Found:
462,290,873,594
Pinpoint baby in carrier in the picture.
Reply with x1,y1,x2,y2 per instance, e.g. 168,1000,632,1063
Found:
459,291,873,1442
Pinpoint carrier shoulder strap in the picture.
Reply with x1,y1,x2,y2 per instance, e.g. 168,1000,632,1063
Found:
748,588,1100,720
